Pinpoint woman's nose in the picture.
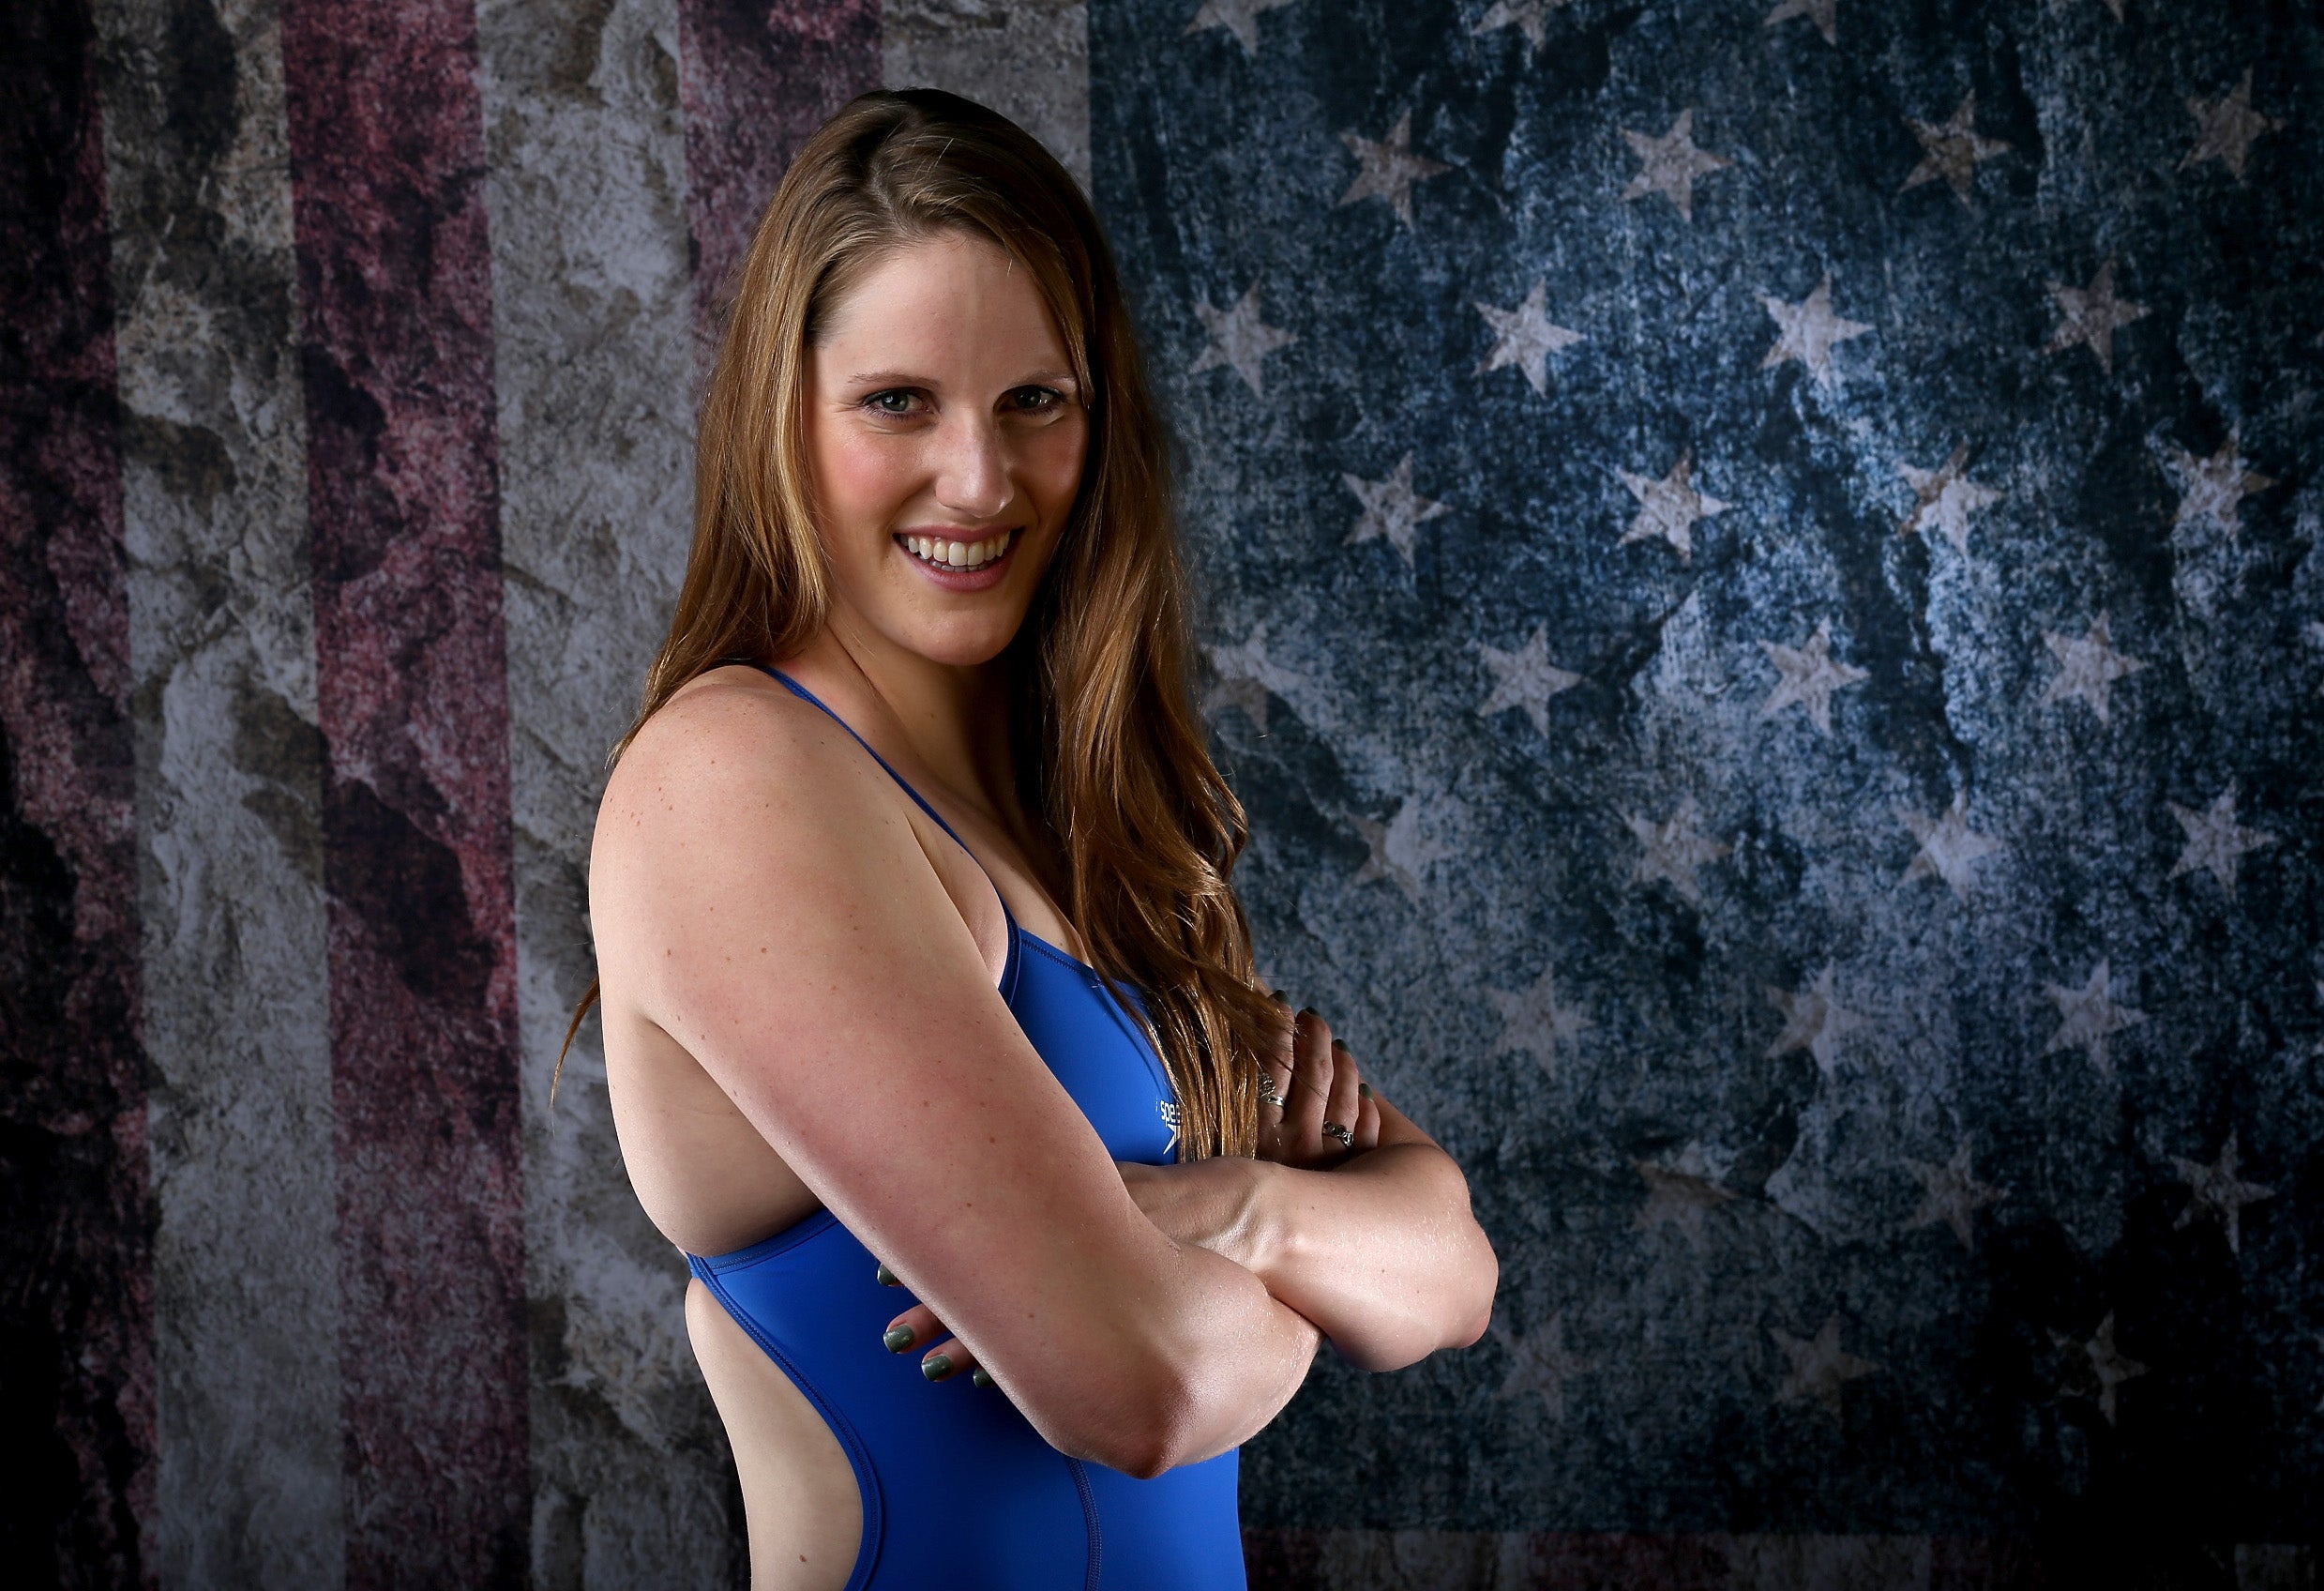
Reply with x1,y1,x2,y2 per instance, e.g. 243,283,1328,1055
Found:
931,414,1012,521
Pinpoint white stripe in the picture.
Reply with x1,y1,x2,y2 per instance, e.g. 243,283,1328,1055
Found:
883,0,1094,196
96,0,345,1583
474,0,734,1580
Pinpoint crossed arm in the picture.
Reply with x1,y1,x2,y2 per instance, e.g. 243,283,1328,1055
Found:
884,1003,1499,1382
601,676,1495,1477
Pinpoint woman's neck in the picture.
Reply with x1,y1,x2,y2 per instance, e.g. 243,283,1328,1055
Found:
786,622,1021,833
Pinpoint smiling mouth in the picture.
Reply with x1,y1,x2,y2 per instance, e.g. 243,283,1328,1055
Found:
898,527,1018,570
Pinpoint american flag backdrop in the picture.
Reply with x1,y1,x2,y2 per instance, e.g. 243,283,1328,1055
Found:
1,0,2317,1586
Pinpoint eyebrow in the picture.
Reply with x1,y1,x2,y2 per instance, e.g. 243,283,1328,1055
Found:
843,368,1079,389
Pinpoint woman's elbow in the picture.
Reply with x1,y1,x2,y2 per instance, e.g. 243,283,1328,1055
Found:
1334,1297,1489,1372
1448,1297,1493,1351
1037,1355,1206,1479
1452,1220,1501,1347
1423,1151,1501,1343
1394,1221,1500,1362
1076,1394,1209,1479
1093,1427,1184,1482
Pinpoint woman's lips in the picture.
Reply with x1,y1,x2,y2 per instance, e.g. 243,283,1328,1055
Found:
895,526,1019,591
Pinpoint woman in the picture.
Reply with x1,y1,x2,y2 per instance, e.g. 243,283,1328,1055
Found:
581,90,1498,1589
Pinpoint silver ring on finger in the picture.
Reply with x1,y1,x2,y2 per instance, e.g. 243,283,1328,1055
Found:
1320,1120,1353,1148
1258,1080,1287,1109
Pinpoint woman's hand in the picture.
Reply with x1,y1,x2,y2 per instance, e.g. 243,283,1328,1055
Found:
1257,996,1381,1169
870,1258,995,1387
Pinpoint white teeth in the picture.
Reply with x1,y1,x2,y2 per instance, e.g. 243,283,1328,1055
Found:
904,528,1015,570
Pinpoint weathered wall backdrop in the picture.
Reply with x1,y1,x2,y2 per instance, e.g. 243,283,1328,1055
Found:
3,0,2317,1586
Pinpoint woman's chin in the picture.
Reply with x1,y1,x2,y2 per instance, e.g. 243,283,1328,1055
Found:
879,610,1029,671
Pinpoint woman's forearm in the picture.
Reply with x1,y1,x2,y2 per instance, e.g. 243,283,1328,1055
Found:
1238,1144,1498,1371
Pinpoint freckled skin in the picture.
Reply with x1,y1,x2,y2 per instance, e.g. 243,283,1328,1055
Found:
806,232,1087,680
589,235,1166,1587
589,233,1493,1591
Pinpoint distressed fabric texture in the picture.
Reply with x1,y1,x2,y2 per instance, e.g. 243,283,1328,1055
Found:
1104,0,2324,1567
0,0,2316,1587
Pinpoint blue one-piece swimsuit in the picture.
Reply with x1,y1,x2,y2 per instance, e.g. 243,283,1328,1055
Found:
685,668,1245,1590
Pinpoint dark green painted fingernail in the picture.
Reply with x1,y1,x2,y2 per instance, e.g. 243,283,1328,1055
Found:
1359,1081,1373,1098
1332,1038,1349,1052
883,1325,914,1353
875,1263,900,1287
972,1367,993,1388
921,1354,954,1381
1271,989,1288,1001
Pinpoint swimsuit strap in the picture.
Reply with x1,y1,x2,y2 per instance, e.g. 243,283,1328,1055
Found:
758,666,1017,933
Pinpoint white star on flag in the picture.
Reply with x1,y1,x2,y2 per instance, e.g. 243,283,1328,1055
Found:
1478,623,1581,736
2168,785,2276,894
2042,614,2145,723
1764,0,1837,46
1759,619,1869,736
1487,963,1592,1077
1904,1140,2005,1252
2181,69,2281,182
2055,1311,2146,1426
1617,450,1728,562
1898,795,2002,897
1491,1310,1590,1418
1473,280,1584,395
2161,430,2274,539
1471,0,1569,52
1337,112,1451,227
2045,259,2147,374
1343,454,1449,563
1898,444,2001,554
1204,624,1306,733
1901,94,2012,203
1771,1314,1879,1419
1351,796,1455,903
1764,964,1864,1078
1189,285,1295,397
1621,109,1731,222
2170,1130,2275,1255
1759,272,1872,388
1184,0,1301,54
2043,960,2147,1079
1634,1141,1739,1250
1625,797,1730,904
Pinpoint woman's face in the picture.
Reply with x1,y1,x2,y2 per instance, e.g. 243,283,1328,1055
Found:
805,231,1089,670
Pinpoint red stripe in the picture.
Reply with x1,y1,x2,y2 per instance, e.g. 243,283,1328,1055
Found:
277,2,525,1583
0,2,154,1583
676,0,882,366
1242,1531,2058,1588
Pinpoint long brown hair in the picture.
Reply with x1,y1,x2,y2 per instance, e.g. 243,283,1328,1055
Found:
559,89,1274,1159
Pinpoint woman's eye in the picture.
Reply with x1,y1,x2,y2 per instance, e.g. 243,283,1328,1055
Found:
864,389,923,416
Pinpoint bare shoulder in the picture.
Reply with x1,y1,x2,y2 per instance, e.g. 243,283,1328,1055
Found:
596,665,862,856
588,664,951,1011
